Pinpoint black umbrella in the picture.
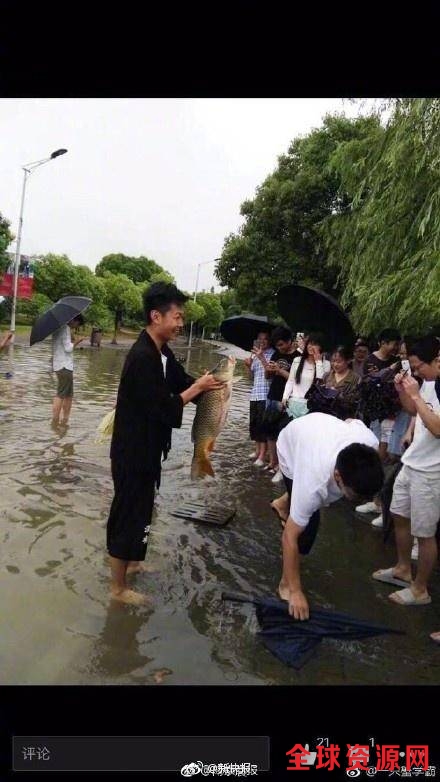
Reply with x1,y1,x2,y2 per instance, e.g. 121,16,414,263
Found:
30,296,92,346
220,314,276,351
222,592,403,669
277,284,355,352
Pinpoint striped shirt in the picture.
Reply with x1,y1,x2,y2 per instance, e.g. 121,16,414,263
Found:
249,349,275,401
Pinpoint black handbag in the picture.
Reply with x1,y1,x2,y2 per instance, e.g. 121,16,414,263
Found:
359,367,401,422
305,383,359,419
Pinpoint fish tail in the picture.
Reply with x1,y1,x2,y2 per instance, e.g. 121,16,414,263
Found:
191,440,215,479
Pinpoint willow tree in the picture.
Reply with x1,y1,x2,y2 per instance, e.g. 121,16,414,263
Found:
324,99,440,334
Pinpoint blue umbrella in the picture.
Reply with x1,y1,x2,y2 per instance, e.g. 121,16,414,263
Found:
30,296,91,346
222,592,404,669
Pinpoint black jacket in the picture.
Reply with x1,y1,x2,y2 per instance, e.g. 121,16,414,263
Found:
110,330,194,482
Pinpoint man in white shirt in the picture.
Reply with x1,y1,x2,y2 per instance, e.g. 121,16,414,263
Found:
372,335,440,609
52,315,86,426
277,412,383,620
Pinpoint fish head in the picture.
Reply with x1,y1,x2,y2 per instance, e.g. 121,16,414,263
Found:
211,355,236,382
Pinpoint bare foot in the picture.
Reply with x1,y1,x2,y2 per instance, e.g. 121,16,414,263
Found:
126,562,149,575
153,668,173,684
110,588,152,606
270,500,288,523
278,581,290,601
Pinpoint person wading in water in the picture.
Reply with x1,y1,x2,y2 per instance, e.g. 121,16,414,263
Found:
106,282,224,606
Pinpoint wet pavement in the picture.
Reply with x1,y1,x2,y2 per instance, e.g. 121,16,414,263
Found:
0,339,439,684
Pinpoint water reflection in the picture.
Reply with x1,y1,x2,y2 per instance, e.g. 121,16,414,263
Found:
90,601,154,678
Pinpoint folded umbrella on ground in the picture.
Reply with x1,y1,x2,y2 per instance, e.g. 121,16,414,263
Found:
222,592,404,669
220,314,276,351
30,295,92,346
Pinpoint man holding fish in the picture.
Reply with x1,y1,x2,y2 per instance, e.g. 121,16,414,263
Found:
106,282,224,606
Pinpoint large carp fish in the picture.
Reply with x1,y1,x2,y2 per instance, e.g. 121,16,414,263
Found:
191,355,236,479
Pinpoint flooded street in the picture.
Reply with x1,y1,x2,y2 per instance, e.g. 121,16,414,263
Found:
0,340,439,685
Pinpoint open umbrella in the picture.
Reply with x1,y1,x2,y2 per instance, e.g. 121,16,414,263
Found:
30,296,91,346
277,285,355,352
220,314,276,351
222,592,403,669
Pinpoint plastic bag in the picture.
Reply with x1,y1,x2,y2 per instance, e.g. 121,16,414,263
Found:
95,408,115,443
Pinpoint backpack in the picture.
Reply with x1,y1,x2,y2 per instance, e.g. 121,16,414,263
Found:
305,382,361,420
358,366,401,423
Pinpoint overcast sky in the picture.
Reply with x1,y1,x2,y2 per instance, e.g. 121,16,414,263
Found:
1,99,374,292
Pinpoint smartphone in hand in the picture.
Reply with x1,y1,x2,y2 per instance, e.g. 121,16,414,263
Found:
401,359,411,375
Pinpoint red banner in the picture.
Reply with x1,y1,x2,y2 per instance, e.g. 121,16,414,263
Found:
0,254,34,299
0,273,34,299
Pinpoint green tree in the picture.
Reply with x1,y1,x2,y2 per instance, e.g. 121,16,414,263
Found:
216,114,382,318
148,270,176,285
34,254,78,301
219,288,242,317
101,272,143,343
95,253,165,284
196,292,224,333
72,265,106,305
17,292,53,322
323,98,440,333
184,299,205,325
0,212,14,276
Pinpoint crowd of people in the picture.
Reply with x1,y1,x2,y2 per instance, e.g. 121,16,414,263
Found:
1,283,438,650
245,324,440,644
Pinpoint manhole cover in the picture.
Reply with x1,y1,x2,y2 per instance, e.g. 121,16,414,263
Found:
171,501,235,527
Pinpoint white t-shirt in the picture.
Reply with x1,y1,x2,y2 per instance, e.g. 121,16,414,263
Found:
402,381,440,473
282,357,331,401
52,325,74,372
276,412,379,527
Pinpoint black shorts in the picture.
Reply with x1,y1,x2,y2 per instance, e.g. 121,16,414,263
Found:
106,461,156,562
282,474,321,556
260,400,290,441
249,400,267,442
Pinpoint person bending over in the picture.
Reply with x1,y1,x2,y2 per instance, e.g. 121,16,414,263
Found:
276,412,384,620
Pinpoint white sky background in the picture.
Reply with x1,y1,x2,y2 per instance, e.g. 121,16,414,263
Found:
0,98,376,292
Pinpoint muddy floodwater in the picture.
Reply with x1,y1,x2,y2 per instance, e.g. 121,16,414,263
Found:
0,340,439,685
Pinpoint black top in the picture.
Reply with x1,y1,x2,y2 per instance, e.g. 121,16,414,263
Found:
267,350,300,401
365,353,398,373
110,330,194,482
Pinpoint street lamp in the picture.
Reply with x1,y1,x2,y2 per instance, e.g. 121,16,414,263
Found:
187,257,221,348
10,148,68,333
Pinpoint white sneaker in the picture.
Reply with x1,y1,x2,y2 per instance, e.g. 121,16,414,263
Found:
355,501,381,514
253,458,264,467
271,469,284,484
249,451,258,459
411,540,419,561
371,514,384,528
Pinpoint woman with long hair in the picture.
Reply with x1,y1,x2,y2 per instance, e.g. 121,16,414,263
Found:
281,333,330,418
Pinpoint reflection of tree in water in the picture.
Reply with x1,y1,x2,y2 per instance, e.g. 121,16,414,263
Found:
89,602,154,678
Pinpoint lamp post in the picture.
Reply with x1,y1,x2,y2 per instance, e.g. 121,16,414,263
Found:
10,148,68,333
187,257,221,348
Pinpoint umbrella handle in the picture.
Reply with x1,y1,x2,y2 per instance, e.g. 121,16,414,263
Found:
221,591,256,605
